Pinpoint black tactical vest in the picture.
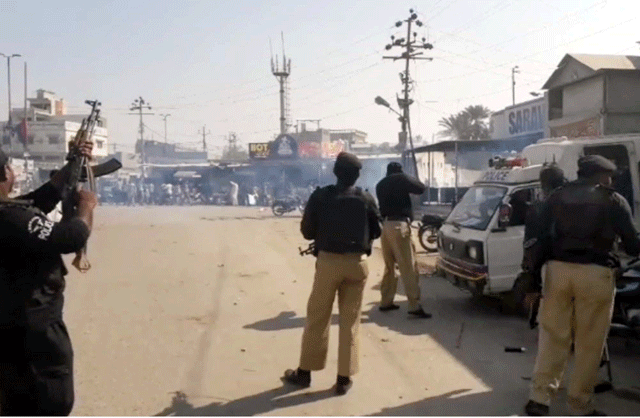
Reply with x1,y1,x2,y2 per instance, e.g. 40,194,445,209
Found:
315,186,371,254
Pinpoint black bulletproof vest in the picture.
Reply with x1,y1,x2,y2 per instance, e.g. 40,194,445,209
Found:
551,182,616,260
315,186,370,254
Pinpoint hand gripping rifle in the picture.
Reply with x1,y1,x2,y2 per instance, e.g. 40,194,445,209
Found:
298,242,316,256
61,100,122,273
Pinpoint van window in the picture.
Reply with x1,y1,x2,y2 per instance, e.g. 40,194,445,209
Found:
508,187,537,226
447,185,507,231
584,145,634,213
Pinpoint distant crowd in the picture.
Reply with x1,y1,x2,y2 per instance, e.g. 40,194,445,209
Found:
98,178,317,207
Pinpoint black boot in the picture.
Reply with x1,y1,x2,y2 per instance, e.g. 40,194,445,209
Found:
283,368,311,388
335,375,352,395
525,400,549,416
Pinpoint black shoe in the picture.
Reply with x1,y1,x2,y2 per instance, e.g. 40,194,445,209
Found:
335,376,352,395
283,368,310,388
408,308,432,319
379,304,400,312
585,411,607,416
594,381,613,393
525,400,549,416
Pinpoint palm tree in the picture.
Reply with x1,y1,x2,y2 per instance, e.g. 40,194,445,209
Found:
437,105,491,141
438,112,471,140
464,105,491,140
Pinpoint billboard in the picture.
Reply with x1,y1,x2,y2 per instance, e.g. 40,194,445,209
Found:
269,134,298,159
249,143,270,159
490,97,547,142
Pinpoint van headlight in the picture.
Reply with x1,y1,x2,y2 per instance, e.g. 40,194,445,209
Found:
466,240,484,263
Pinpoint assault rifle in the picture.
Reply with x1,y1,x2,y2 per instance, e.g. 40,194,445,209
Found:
298,242,316,256
61,100,122,273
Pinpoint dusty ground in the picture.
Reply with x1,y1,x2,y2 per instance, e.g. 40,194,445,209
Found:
63,206,640,416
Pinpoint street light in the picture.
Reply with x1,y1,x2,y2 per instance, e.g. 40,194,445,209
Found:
512,65,520,106
530,91,541,97
0,53,22,126
159,113,171,143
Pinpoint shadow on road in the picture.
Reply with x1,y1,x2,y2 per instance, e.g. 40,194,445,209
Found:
369,388,527,416
243,311,372,331
155,386,335,416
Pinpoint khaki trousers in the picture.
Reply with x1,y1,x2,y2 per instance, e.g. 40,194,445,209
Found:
299,251,369,377
530,260,615,415
380,220,421,311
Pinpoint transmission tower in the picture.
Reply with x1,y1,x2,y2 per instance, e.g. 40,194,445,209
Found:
383,9,433,175
271,32,292,134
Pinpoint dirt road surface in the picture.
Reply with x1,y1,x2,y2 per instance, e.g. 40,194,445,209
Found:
64,206,640,416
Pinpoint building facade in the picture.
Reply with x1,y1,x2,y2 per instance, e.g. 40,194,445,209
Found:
543,54,640,138
1,89,109,179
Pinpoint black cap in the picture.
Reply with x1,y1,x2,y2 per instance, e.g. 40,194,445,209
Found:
387,162,403,175
334,152,362,170
577,155,617,177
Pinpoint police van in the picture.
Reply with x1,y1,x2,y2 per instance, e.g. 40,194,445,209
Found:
435,134,640,300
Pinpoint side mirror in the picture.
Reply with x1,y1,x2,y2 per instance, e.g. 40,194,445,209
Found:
497,203,512,229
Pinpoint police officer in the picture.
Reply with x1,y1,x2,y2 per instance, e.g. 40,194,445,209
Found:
375,162,430,318
283,152,381,395
520,163,566,312
525,155,640,416
0,143,96,416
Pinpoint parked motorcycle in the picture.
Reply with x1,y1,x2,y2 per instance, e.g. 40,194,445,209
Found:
272,196,306,216
417,214,445,252
611,257,640,340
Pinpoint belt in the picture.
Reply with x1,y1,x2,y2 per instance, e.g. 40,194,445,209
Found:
385,216,410,222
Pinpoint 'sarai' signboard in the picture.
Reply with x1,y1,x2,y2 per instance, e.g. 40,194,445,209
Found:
489,97,548,142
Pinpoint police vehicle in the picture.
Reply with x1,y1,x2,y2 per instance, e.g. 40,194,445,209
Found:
436,134,640,302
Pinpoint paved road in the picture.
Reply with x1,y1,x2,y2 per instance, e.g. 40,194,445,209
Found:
64,206,640,415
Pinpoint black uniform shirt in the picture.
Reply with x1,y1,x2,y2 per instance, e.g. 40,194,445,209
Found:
376,173,426,221
0,183,90,326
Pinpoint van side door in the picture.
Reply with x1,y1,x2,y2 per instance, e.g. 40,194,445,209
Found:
486,185,539,294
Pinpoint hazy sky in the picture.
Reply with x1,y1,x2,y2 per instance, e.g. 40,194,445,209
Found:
0,0,639,155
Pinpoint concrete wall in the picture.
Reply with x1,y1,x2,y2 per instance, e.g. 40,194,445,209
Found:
606,71,640,113
562,75,604,118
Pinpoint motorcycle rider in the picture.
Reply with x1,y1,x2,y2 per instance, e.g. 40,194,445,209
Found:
525,155,640,416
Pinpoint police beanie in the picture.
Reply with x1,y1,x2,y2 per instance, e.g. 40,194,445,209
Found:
387,162,403,176
334,152,362,170
577,155,617,177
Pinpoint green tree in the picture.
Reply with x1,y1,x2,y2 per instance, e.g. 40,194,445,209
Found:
438,104,491,141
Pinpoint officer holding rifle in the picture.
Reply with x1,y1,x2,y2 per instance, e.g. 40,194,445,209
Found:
0,140,96,416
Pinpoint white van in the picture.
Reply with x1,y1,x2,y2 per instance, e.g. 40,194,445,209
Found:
435,134,640,299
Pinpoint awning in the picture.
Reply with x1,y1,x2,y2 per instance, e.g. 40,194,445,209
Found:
173,171,201,179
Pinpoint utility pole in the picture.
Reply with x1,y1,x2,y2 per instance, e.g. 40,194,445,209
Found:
383,10,433,177
159,114,171,143
271,32,291,134
1,53,21,155
199,125,212,153
129,97,153,178
512,65,520,106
